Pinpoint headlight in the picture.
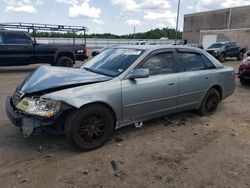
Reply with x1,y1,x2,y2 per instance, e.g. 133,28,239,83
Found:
15,97,61,118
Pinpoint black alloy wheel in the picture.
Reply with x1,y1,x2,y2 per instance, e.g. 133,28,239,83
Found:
65,104,114,151
198,88,220,116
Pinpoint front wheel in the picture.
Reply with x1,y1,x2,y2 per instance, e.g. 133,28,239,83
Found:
65,104,114,151
218,54,225,63
198,88,220,116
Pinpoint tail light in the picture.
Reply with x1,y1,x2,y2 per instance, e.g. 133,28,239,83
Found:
233,72,236,81
83,46,87,55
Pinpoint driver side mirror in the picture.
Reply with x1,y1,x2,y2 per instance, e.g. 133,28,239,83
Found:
127,68,149,79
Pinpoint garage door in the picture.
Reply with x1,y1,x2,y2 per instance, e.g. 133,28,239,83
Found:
202,35,217,49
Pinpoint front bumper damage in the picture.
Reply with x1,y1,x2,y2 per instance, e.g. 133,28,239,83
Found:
5,96,70,137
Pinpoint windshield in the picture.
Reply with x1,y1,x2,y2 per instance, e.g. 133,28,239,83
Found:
82,48,144,77
209,43,224,49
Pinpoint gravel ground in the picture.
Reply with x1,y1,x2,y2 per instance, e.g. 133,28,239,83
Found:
0,59,249,188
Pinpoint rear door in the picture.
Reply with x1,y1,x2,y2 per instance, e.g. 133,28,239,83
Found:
122,50,178,123
176,50,212,110
0,32,33,66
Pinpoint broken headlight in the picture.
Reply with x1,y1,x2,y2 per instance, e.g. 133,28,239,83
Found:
15,97,61,118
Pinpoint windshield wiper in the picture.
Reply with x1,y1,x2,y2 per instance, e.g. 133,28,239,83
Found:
83,67,97,73
83,67,114,77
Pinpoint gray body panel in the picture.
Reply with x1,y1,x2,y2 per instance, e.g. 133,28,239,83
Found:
40,45,235,129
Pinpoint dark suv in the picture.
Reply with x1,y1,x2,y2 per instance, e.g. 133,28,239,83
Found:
206,41,246,62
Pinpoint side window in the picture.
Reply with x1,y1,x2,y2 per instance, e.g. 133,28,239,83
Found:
202,54,216,69
178,52,206,72
0,33,3,44
140,52,174,75
5,33,29,44
231,42,236,47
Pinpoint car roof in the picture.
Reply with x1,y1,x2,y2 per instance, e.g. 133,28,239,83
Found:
111,45,204,52
0,30,28,34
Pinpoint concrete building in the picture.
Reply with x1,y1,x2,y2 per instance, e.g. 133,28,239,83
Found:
183,5,250,49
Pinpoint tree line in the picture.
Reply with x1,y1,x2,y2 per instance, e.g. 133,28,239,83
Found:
32,28,182,39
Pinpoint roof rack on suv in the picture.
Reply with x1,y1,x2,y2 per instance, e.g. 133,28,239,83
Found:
0,22,88,44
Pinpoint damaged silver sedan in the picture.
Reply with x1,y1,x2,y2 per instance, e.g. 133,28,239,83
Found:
6,46,235,151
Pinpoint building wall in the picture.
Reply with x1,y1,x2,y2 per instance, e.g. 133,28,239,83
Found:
200,29,250,48
183,5,250,45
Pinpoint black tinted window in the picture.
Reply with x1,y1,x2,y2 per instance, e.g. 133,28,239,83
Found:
0,33,3,44
5,33,29,44
230,42,236,47
178,53,206,72
202,55,216,69
141,52,174,75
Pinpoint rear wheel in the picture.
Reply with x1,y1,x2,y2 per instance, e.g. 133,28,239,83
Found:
237,52,244,61
56,56,73,67
218,54,225,63
65,104,114,151
198,88,220,116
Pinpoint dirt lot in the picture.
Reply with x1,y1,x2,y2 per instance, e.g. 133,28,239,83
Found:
0,60,249,188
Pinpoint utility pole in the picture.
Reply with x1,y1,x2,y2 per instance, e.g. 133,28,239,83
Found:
175,0,181,44
133,26,136,40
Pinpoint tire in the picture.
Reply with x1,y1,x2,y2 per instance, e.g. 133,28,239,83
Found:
65,104,114,151
198,88,220,116
56,56,73,67
237,52,244,61
240,77,249,85
218,54,225,63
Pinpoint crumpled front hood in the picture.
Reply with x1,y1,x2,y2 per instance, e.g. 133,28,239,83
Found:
19,66,112,94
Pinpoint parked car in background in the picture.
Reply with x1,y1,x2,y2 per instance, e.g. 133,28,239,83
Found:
6,45,235,151
0,30,88,67
206,41,246,63
91,48,104,57
185,43,204,49
238,55,250,85
135,40,150,45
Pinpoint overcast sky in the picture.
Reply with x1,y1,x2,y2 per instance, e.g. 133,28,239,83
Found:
1,0,250,35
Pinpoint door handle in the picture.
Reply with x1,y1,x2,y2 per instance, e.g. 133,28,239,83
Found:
205,77,209,79
169,82,175,86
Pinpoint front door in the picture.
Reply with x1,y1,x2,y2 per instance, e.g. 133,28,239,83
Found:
122,50,178,123
0,32,33,66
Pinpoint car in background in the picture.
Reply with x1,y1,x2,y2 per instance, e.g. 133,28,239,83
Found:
238,55,250,85
6,45,235,151
91,48,105,57
135,40,150,45
185,43,204,49
206,41,246,63
0,30,88,67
